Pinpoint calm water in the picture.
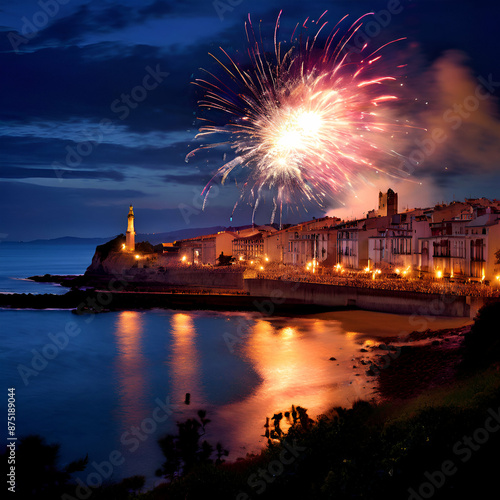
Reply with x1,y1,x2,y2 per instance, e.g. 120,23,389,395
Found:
1,242,465,490
0,242,97,294
1,308,379,487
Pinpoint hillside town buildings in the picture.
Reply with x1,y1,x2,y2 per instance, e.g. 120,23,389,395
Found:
129,191,500,283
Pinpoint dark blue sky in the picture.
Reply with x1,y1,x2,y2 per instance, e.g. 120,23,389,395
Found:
1,0,499,240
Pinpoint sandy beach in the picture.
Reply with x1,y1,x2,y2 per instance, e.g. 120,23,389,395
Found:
314,309,473,338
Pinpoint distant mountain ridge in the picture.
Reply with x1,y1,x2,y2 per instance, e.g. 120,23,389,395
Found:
137,224,267,244
136,226,227,245
3,236,110,245
7,226,243,245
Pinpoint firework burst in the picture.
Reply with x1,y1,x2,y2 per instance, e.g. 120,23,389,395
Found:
186,11,409,223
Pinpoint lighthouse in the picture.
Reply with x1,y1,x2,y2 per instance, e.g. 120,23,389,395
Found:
126,205,135,252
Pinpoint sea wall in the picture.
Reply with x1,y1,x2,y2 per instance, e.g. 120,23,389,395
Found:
84,247,484,316
122,268,245,289
244,279,483,318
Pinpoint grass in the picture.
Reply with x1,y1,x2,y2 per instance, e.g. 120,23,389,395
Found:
385,365,500,422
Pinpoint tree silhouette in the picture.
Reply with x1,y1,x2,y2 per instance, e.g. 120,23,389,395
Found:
1,434,87,498
156,410,228,481
216,252,235,266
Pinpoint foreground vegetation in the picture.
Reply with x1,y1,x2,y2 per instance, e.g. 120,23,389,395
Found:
4,301,500,500
145,369,500,499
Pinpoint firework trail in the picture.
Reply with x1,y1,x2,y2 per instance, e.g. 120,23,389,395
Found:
186,11,409,224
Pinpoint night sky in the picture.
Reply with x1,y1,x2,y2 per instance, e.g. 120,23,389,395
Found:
1,0,499,241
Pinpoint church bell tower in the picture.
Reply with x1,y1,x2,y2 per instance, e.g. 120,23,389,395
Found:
378,188,398,217
126,205,135,251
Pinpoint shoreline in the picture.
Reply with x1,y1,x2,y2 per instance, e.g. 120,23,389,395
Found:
0,289,345,314
2,279,477,405
0,288,484,321
4,278,496,497
314,309,472,337
2,272,490,318
357,324,473,403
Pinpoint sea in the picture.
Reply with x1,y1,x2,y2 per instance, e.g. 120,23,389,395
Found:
0,242,470,490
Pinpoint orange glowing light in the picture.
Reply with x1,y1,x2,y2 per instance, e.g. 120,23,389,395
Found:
170,313,204,405
114,311,146,427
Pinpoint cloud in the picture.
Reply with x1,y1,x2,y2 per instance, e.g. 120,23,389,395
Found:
162,171,209,186
0,180,147,239
32,4,132,45
0,135,183,174
8,0,236,49
409,50,500,177
0,42,176,127
0,121,194,150
1,1,499,240
30,1,199,46
138,0,172,20
0,166,124,181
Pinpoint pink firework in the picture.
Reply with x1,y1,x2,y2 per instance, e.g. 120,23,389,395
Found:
186,11,409,223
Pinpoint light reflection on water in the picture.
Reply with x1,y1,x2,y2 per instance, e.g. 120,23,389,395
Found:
115,311,148,424
168,313,207,408
1,308,386,486
214,317,373,457
114,311,153,478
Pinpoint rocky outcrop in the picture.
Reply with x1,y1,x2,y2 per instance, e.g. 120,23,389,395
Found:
85,235,133,275
86,249,137,275
83,237,245,290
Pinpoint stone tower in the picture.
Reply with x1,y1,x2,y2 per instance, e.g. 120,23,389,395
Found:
378,188,398,217
126,205,135,251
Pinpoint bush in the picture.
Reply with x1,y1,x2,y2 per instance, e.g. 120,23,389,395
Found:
136,241,155,254
1,434,87,498
461,300,500,371
95,234,125,260
1,434,146,500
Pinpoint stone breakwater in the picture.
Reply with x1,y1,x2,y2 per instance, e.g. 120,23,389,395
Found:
243,279,485,318
4,275,485,318
0,288,334,314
